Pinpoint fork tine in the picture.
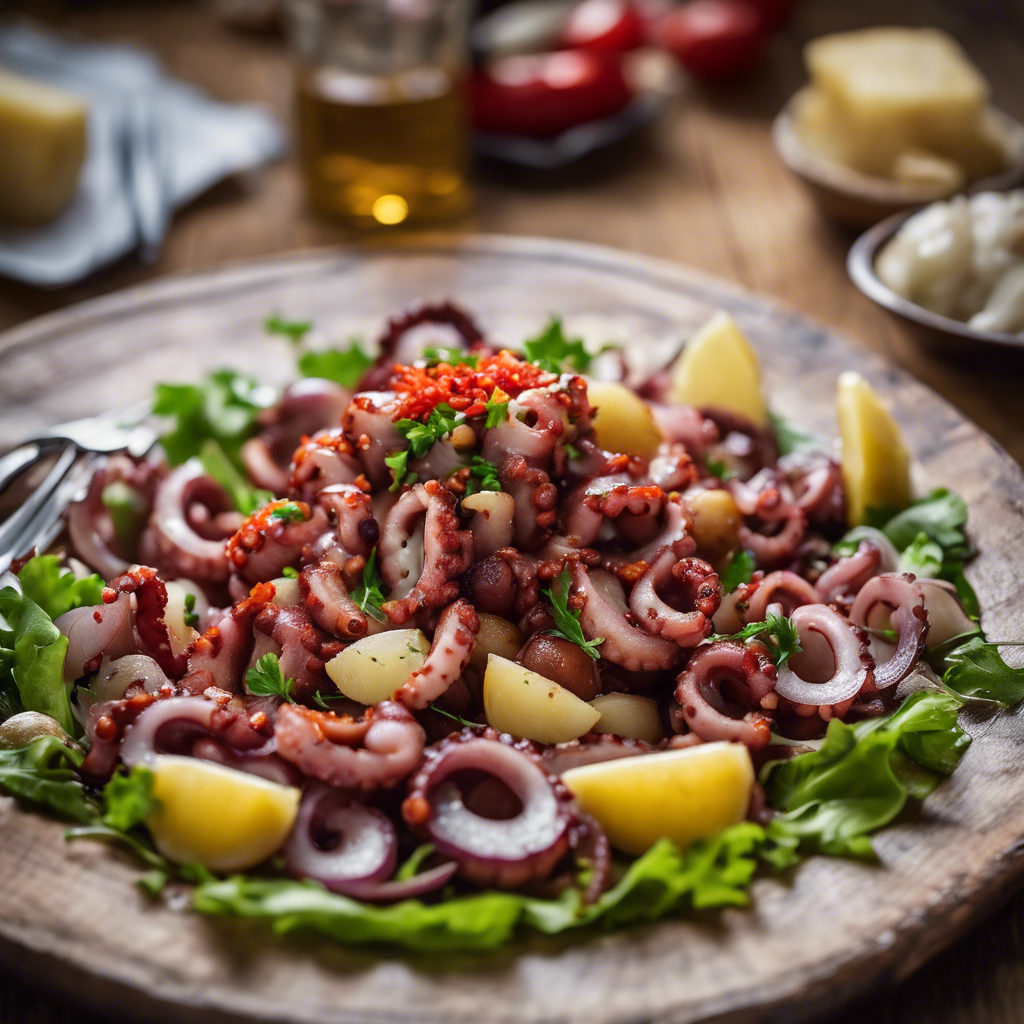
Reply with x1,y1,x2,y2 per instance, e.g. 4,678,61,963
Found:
0,455,99,576
0,445,77,563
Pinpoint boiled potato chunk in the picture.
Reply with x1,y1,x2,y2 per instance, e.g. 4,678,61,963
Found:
0,68,88,226
562,742,754,855
590,693,665,744
586,381,664,461
325,628,429,705
484,654,600,744
686,488,742,563
668,312,767,426
836,372,912,526
146,756,300,872
270,576,301,607
469,614,525,674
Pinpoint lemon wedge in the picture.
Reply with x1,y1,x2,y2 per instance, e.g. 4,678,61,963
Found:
836,371,912,525
147,756,300,872
561,742,754,855
668,312,767,425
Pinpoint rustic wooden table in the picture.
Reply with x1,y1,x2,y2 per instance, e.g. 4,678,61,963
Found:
1,0,1023,1021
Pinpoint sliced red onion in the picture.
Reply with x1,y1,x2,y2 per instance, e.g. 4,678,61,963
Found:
849,573,929,691
56,593,132,683
404,737,573,890
340,861,459,903
917,579,978,651
775,604,872,706
284,785,397,896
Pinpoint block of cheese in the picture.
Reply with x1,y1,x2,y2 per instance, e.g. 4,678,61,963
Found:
0,68,88,226
795,28,1008,183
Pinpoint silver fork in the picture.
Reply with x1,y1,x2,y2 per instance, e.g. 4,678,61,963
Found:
0,406,156,575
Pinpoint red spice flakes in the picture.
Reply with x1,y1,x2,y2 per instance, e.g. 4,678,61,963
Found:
387,350,558,422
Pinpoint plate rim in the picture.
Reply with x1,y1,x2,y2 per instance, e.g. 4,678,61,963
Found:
1,234,1023,1024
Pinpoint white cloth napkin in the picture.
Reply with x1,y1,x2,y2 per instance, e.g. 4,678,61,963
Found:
0,23,286,286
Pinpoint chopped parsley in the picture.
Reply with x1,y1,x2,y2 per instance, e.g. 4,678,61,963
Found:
523,317,591,374
423,347,479,369
484,395,510,428
263,313,313,345
351,549,387,623
183,592,199,629
719,549,756,593
705,458,736,481
429,704,484,729
152,368,272,476
298,340,373,389
462,456,502,496
387,403,462,490
281,567,299,579
710,612,802,669
245,653,297,703
541,568,604,661
564,443,581,460
270,501,307,523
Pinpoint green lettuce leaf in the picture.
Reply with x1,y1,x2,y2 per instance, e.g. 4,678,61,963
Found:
768,412,825,457
940,637,1024,706
16,555,104,621
763,691,970,859
0,584,74,733
864,489,978,618
192,822,784,952
152,369,272,471
298,342,373,389
198,439,273,515
0,736,94,822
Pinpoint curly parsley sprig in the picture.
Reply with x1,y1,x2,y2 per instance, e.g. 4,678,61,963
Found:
709,612,802,669
351,549,387,622
245,653,297,702
541,568,604,661
385,403,462,491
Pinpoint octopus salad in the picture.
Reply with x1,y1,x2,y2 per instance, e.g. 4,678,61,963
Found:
0,300,1017,951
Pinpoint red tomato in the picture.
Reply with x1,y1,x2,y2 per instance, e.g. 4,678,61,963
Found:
470,51,634,137
560,0,649,53
743,0,796,30
659,1,765,81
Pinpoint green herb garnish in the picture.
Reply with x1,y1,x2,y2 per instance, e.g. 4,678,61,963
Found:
461,456,502,497
710,612,802,669
263,313,313,345
387,403,462,490
718,549,756,594
522,317,591,374
245,653,297,703
541,568,604,661
298,341,373,389
183,592,199,629
270,502,307,523
423,347,479,369
351,549,387,623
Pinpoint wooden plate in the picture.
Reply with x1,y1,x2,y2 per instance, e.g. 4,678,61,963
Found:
1,236,1023,1024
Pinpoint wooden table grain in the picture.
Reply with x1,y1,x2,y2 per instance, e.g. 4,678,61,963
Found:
1,1,1023,1022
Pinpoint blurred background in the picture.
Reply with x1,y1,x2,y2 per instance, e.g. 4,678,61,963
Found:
0,0,1021,466
0,2,1023,1017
